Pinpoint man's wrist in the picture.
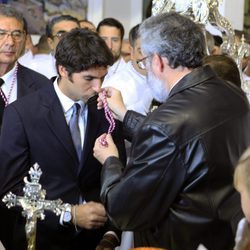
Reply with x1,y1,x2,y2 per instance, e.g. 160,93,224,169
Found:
59,203,72,226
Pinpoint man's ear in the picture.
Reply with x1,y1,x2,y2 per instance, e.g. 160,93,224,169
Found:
58,65,68,78
152,54,165,74
47,37,55,51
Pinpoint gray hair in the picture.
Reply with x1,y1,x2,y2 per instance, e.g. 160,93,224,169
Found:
0,4,25,30
139,12,206,69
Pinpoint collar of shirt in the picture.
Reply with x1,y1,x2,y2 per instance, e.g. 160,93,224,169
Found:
53,78,86,122
1,63,18,103
53,77,75,113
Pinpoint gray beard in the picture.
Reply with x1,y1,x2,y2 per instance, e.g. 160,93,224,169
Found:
147,70,169,103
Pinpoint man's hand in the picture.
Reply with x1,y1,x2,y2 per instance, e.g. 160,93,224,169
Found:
72,202,107,229
93,133,119,165
98,87,127,122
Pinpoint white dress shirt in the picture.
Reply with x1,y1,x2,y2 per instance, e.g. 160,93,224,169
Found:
103,61,153,115
103,57,126,83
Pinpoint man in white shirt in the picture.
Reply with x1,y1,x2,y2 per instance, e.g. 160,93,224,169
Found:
103,24,153,115
97,18,126,82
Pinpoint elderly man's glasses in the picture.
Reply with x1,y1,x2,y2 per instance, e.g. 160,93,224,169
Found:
52,31,67,40
136,56,151,70
0,30,25,42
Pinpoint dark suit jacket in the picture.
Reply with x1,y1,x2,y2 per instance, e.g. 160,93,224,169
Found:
0,83,126,250
0,63,51,249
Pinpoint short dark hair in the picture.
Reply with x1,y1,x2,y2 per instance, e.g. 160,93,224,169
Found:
97,17,124,40
140,12,206,69
0,4,25,31
203,55,241,88
46,15,79,38
129,24,140,48
55,28,114,77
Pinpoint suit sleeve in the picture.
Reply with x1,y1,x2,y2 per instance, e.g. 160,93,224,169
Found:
122,110,146,141
111,120,127,165
0,104,30,199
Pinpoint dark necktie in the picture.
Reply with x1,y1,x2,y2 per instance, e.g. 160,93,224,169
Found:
0,78,6,126
69,103,82,161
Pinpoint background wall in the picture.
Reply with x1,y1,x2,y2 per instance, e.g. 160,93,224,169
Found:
88,0,143,38
88,0,246,38
30,0,247,44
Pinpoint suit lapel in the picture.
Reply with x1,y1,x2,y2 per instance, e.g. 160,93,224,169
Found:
41,85,79,164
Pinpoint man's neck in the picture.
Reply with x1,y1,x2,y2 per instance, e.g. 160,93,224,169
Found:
167,66,192,91
0,63,16,77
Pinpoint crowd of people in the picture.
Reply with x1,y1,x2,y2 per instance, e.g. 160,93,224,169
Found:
0,3,249,250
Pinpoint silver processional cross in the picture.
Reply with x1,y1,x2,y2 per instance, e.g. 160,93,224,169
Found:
2,163,68,250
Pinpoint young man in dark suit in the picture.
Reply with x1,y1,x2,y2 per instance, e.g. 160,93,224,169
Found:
0,28,126,249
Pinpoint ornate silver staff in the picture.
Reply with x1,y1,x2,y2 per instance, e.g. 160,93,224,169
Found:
2,163,69,250
152,0,233,54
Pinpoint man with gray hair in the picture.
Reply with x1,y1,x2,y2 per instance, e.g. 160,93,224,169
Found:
93,12,250,250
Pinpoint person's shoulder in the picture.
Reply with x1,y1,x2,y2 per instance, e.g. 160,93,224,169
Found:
18,64,52,83
7,84,53,118
103,63,134,88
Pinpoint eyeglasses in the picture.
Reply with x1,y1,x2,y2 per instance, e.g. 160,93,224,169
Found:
0,30,25,42
52,31,67,40
136,56,151,70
